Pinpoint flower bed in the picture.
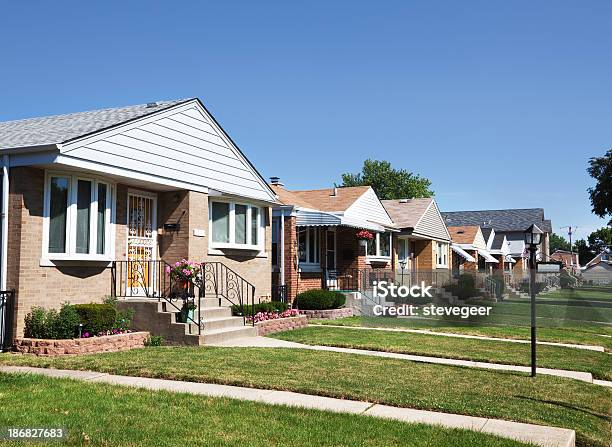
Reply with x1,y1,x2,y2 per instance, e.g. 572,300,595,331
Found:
13,331,150,356
299,308,353,320
256,316,308,336
249,308,299,323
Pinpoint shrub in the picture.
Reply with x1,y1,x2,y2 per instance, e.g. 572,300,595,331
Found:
560,270,578,289
145,335,164,347
232,301,288,317
103,295,133,331
72,304,117,335
23,303,79,339
294,289,346,310
448,274,477,300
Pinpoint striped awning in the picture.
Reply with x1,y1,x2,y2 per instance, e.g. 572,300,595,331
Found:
295,208,387,232
451,244,476,262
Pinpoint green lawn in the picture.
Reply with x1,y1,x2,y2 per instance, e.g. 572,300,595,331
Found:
539,288,612,301
311,316,612,350
0,373,530,447
1,347,610,446
270,326,612,380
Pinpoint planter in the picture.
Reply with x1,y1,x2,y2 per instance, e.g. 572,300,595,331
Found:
177,308,195,323
13,332,150,356
299,308,353,320
256,315,308,336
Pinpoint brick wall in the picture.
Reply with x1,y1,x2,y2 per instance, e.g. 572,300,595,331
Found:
8,167,116,337
6,167,272,337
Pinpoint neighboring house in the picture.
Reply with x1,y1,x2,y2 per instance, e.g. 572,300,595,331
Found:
441,208,553,272
0,98,277,340
582,249,612,285
488,232,515,272
269,180,396,301
447,225,498,274
381,198,452,285
550,250,580,270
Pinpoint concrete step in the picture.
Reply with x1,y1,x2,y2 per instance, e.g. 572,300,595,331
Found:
199,297,239,308
189,316,245,332
200,326,258,345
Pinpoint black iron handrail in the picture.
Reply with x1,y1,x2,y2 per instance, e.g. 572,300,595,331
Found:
111,260,257,330
111,260,202,335
200,262,256,326
0,289,16,352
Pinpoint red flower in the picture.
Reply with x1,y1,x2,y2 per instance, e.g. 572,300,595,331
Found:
356,230,374,241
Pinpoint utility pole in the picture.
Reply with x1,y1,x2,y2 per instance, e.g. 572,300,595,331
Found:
560,226,577,269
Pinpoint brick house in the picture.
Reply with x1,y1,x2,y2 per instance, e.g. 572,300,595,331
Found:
550,250,580,270
381,198,452,286
447,225,498,274
0,98,278,343
442,208,552,276
269,181,397,302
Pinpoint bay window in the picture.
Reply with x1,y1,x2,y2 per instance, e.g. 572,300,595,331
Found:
44,173,114,259
366,232,392,260
209,200,263,249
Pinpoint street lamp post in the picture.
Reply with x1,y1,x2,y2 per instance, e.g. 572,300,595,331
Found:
524,224,543,377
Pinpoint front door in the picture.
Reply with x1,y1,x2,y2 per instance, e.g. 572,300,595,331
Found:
126,191,157,296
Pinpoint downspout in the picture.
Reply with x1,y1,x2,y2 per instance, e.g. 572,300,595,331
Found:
1,154,8,290
280,209,285,288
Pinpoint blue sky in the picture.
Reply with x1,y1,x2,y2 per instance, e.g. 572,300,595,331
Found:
1,1,610,240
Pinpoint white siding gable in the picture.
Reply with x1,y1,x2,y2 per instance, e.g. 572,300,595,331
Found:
344,188,393,225
472,228,487,250
414,200,451,242
59,100,275,202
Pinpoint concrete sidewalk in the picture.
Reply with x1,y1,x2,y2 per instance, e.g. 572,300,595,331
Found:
0,365,575,447
313,324,606,352
211,336,612,387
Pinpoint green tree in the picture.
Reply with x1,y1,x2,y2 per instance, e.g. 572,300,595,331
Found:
587,227,612,255
549,233,571,253
574,239,595,265
341,159,434,200
587,149,612,225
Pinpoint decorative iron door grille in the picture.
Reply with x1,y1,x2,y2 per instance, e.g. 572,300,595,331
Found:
126,193,157,296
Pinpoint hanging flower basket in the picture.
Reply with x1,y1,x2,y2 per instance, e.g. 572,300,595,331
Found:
356,230,374,241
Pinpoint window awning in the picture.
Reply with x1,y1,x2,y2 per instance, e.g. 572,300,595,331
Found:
295,208,387,232
477,249,499,263
451,244,476,262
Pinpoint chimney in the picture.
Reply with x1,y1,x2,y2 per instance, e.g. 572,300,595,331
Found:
269,176,283,186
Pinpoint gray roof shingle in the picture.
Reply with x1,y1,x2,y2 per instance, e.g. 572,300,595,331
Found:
0,98,192,150
441,209,552,233
491,233,507,250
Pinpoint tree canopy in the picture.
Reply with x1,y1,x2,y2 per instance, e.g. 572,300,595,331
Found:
587,149,612,225
587,227,612,255
341,159,434,200
549,233,571,253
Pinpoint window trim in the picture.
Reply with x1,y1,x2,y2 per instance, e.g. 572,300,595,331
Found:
436,242,449,268
297,226,320,270
366,231,392,263
42,170,116,263
208,199,264,251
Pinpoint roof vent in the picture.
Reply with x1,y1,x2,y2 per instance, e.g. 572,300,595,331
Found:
269,176,283,186
399,198,408,203
331,186,338,197
146,101,160,108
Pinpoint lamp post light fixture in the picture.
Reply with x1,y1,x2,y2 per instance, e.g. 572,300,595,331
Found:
524,224,543,377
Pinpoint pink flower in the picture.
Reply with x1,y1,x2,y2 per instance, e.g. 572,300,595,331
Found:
182,269,191,276
165,266,171,273
175,261,181,267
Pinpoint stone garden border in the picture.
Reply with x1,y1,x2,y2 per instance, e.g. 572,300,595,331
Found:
256,316,308,336
299,308,353,320
13,332,150,356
